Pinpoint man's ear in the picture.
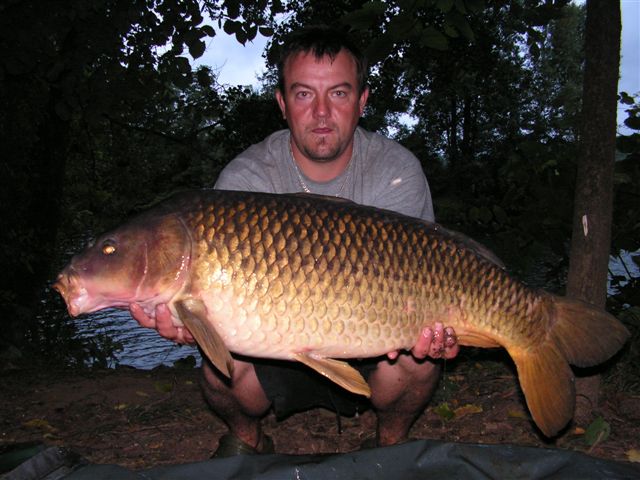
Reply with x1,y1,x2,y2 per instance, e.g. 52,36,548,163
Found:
358,86,370,116
275,88,287,120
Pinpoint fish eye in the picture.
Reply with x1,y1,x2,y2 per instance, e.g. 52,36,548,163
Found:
102,242,117,255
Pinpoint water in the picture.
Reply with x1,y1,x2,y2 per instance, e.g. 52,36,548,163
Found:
609,250,640,298
74,309,200,369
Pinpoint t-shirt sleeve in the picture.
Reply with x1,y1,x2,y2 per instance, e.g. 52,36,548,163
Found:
361,131,435,222
213,134,283,193
375,160,434,222
214,155,272,192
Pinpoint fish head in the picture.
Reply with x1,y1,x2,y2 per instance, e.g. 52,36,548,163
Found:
54,212,191,317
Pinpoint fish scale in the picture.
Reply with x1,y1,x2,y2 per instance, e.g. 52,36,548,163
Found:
181,193,545,358
54,189,629,437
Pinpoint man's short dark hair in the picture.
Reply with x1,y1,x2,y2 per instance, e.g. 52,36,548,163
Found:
277,26,368,94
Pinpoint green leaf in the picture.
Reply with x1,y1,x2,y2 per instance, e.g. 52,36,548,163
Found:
364,35,396,63
174,355,197,369
258,26,274,37
340,1,386,30
619,306,640,327
444,24,460,38
187,39,206,59
619,91,635,105
154,381,174,393
419,26,449,50
201,25,216,37
196,68,213,88
175,56,191,75
235,28,247,45
464,0,484,14
226,0,241,19
447,11,475,42
54,101,71,121
454,0,467,14
584,417,611,447
617,133,640,153
433,402,455,421
492,205,509,225
223,19,240,36
624,115,640,131
387,13,416,38
437,0,454,13
246,24,257,42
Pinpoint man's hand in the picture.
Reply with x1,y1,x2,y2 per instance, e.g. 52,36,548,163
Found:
387,322,459,361
129,303,195,344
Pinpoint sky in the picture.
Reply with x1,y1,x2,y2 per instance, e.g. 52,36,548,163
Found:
618,0,640,128
193,2,640,131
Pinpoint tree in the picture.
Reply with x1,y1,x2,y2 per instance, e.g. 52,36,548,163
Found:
566,0,621,418
0,0,277,364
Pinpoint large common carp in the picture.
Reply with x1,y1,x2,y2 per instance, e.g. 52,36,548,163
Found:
54,190,629,437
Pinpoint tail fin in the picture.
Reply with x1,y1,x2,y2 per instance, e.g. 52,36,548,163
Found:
509,295,629,438
548,296,630,367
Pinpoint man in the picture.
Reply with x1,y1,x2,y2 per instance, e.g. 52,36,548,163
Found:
130,26,458,456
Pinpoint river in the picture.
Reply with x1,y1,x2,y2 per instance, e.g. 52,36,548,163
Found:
73,308,200,369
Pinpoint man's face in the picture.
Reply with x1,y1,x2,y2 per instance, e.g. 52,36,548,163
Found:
276,49,369,164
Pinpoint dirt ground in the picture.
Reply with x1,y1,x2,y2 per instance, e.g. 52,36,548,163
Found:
1,351,639,471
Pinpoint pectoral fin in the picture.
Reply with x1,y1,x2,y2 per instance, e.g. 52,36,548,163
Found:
292,353,371,397
175,299,234,378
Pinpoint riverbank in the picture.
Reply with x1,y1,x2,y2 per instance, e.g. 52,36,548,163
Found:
1,352,639,470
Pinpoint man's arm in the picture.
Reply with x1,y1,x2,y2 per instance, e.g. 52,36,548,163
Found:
129,304,194,344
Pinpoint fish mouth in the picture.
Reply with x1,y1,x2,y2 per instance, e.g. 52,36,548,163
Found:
53,268,89,317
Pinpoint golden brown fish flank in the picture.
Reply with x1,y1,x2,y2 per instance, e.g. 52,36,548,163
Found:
181,192,540,353
54,190,629,438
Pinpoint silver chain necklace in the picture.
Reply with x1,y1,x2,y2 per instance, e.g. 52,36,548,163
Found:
289,142,353,197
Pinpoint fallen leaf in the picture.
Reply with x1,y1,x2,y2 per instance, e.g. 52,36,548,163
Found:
23,419,56,432
136,390,150,397
507,410,528,420
584,417,610,448
114,403,128,411
627,448,640,463
154,382,174,393
433,402,455,421
454,403,483,419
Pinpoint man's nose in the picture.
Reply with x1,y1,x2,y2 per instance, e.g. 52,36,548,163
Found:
313,95,330,118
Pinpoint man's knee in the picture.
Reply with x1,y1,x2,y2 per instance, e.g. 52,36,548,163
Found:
368,356,441,408
377,355,441,382
200,358,271,416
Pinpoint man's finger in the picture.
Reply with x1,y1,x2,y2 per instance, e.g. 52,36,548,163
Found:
442,327,459,359
130,303,155,329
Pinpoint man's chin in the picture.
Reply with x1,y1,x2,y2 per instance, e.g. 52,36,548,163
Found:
303,145,342,163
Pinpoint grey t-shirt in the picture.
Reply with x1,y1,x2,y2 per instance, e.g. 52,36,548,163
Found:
214,126,434,221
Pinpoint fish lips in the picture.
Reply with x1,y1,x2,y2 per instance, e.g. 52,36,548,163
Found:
53,267,89,317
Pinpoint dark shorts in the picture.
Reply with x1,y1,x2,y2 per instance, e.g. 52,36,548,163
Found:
253,357,379,419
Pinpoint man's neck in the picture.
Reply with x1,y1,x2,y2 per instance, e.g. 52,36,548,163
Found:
291,140,355,183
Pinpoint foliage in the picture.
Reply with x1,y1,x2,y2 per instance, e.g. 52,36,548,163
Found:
1,0,637,368
614,92,640,255
0,0,278,368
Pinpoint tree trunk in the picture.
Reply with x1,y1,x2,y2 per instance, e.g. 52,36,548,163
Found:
566,0,621,423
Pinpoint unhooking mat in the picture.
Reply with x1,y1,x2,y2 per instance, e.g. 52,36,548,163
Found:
4,439,640,480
